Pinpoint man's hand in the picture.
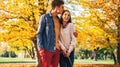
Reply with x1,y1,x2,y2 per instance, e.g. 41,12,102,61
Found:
73,31,78,37
38,48,45,56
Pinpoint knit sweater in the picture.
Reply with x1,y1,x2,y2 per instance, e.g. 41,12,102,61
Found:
59,23,76,53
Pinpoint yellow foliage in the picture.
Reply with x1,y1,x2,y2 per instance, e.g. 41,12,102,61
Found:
0,0,118,52
72,0,118,50
0,0,48,53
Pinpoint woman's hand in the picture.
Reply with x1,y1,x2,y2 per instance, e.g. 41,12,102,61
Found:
66,51,70,57
62,48,67,56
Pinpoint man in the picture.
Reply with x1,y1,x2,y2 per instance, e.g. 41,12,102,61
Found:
37,0,64,67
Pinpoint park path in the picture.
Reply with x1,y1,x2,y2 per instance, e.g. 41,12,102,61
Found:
0,64,120,67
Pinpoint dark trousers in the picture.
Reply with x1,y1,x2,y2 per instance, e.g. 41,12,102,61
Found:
59,50,74,67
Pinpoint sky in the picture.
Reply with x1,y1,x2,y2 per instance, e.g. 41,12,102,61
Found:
64,4,84,17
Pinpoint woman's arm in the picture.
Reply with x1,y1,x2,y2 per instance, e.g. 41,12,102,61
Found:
68,23,76,53
59,39,67,54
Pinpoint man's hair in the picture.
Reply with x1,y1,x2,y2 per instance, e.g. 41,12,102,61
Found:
52,0,64,9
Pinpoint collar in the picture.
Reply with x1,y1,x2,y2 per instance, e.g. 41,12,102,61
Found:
62,23,69,28
48,10,52,17
48,10,59,19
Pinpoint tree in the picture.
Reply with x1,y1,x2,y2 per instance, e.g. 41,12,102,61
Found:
0,0,50,66
66,0,118,63
89,0,119,64
118,3,120,64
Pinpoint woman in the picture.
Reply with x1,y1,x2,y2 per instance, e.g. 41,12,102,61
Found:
59,10,76,67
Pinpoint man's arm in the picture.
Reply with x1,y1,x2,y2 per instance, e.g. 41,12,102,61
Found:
37,14,46,50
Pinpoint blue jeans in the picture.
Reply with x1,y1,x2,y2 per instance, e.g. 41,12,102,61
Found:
59,50,74,67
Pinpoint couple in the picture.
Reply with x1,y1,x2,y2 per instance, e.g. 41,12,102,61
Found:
37,0,76,67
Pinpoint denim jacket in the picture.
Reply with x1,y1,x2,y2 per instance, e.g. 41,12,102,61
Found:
37,12,60,52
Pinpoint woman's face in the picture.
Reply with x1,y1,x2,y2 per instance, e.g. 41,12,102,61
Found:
62,11,70,23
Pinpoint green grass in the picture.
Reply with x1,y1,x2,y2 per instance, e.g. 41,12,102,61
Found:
0,57,114,64
0,57,36,63
74,59,114,64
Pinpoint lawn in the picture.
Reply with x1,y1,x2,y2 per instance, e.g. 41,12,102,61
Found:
75,59,114,64
0,57,114,64
0,57,36,63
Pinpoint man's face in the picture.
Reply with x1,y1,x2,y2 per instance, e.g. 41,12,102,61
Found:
56,4,64,14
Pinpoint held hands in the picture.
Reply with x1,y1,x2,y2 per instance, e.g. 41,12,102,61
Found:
63,48,67,55
63,49,70,57
66,51,70,57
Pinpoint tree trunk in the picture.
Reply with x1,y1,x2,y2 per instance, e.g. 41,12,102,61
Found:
8,51,11,58
117,7,120,64
30,1,49,67
31,37,42,67
32,45,35,59
117,44,120,64
24,49,27,58
93,49,98,61
113,48,118,64
103,50,107,60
